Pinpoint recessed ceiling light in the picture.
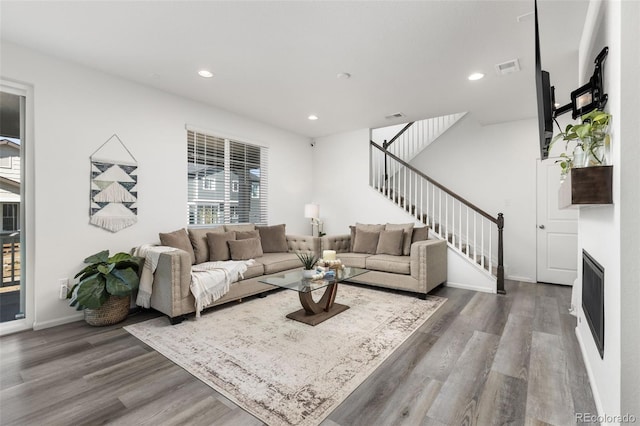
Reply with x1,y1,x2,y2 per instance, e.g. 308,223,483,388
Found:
337,72,351,79
468,72,485,81
198,70,214,78
308,115,318,121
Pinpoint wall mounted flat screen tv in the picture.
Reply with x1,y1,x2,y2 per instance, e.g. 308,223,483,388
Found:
536,69,554,159
535,0,555,160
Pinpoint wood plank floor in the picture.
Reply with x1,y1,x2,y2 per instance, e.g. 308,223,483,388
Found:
0,281,598,426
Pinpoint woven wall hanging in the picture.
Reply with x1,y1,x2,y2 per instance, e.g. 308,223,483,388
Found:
89,134,138,232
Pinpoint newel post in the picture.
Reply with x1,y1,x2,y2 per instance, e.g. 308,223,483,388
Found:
497,213,505,294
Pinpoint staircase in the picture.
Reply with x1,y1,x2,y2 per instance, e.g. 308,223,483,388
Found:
369,123,505,294
372,113,466,162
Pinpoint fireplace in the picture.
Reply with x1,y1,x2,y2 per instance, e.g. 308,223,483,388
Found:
582,250,605,358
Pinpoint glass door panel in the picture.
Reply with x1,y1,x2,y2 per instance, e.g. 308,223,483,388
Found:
0,90,25,323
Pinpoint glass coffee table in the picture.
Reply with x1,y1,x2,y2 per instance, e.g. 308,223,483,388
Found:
259,267,368,326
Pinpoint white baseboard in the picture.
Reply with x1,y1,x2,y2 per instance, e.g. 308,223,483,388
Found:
33,313,83,330
506,275,536,283
445,281,495,294
0,318,32,336
575,323,605,422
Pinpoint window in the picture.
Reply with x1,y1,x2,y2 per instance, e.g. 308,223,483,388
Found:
187,130,268,226
2,203,19,232
203,177,216,191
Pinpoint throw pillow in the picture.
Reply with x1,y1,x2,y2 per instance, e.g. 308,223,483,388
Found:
352,229,381,254
228,237,264,260
236,230,260,240
206,231,236,261
159,228,196,264
376,229,405,256
224,224,256,233
412,226,430,243
353,223,385,252
386,223,415,255
189,227,224,264
256,224,288,253
349,225,356,252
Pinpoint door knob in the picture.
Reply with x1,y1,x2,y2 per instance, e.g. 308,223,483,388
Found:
539,225,545,229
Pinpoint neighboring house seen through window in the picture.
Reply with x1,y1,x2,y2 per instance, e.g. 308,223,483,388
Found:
187,130,268,226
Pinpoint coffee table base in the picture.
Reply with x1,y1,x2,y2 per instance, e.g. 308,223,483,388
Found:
286,303,350,326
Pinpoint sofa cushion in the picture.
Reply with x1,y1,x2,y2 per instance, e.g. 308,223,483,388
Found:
376,229,404,256
353,229,380,254
366,254,411,275
236,230,260,240
207,231,236,261
352,223,385,252
224,224,256,233
159,228,196,264
228,237,264,260
412,226,430,243
189,227,224,264
338,253,371,269
386,223,414,255
257,224,288,253
258,252,301,274
243,260,266,279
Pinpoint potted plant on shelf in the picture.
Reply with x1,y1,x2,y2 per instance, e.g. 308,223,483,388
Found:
552,109,612,169
296,251,319,278
68,250,142,326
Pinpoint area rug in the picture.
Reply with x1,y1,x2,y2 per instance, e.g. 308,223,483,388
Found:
125,285,446,426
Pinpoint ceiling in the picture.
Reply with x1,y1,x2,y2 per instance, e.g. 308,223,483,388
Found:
0,1,588,139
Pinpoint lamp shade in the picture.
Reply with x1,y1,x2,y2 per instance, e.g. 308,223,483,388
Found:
304,203,319,219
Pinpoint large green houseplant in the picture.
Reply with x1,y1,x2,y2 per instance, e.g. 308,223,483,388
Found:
552,109,612,170
68,250,142,325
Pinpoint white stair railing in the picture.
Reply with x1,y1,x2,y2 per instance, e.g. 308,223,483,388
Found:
370,141,505,293
372,112,466,163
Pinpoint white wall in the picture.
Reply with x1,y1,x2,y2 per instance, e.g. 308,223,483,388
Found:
574,0,640,421
311,129,420,235
618,0,640,417
0,42,313,329
410,114,539,282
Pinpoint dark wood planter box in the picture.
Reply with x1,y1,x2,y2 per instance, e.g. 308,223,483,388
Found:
558,165,613,209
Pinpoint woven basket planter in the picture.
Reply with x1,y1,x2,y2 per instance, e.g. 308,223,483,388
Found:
84,295,130,326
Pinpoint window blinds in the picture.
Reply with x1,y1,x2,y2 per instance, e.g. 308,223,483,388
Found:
187,130,268,226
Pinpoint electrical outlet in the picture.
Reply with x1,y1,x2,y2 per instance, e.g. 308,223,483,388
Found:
58,278,69,300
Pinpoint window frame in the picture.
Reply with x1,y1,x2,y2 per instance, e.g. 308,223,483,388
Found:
187,128,268,227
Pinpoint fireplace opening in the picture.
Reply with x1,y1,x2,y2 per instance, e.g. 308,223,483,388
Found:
582,250,605,359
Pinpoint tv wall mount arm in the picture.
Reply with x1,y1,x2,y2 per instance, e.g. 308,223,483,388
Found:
554,46,608,120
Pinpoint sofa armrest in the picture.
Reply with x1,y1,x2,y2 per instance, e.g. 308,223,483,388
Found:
151,249,193,317
286,234,321,255
321,234,351,253
410,239,447,292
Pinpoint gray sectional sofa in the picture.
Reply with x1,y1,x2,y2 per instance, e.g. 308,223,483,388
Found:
148,222,447,324
321,223,447,298
150,224,320,323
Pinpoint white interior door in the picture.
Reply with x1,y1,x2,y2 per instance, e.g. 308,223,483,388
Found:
536,160,578,285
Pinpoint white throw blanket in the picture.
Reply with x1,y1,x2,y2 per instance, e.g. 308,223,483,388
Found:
133,244,254,318
134,244,178,308
190,260,254,318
